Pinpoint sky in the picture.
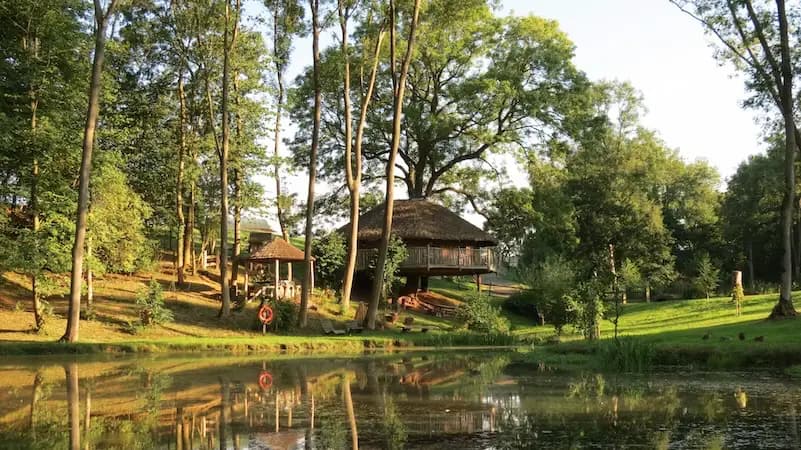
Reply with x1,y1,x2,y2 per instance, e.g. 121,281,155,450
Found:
252,0,766,229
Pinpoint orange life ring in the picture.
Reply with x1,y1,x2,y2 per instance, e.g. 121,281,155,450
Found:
258,371,273,390
258,305,274,324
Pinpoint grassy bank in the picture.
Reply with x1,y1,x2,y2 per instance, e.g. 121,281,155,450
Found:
0,265,523,356
0,331,519,356
518,291,801,370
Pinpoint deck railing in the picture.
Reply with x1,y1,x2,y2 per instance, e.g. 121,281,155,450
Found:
356,246,497,272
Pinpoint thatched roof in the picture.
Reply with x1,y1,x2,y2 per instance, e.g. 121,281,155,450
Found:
246,236,310,262
340,199,497,246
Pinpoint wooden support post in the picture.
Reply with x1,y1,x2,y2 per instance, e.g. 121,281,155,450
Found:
287,262,292,281
475,274,481,292
426,243,431,271
274,259,280,301
310,260,315,296
243,264,250,301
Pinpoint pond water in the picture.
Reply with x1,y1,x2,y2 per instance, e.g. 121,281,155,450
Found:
1,351,800,449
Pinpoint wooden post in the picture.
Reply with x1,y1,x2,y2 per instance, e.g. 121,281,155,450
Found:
426,243,431,271
475,274,481,292
310,260,315,296
243,264,250,301
287,262,292,281
274,259,280,301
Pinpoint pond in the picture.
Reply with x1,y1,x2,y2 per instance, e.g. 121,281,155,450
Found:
1,351,800,449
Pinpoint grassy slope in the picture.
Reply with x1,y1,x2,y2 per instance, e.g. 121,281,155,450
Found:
3,260,800,363
0,263,510,355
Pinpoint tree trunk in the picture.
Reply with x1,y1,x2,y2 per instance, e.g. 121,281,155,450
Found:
795,197,801,280
747,240,755,292
30,98,43,331
273,54,289,241
61,0,117,342
217,0,236,318
230,73,244,290
771,0,797,318
339,0,354,311
365,0,422,329
645,282,651,303
299,0,322,328
86,236,93,311
230,168,241,289
341,11,385,311
177,72,187,287
184,182,195,276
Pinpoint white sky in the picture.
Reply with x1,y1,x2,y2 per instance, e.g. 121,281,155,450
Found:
251,0,765,229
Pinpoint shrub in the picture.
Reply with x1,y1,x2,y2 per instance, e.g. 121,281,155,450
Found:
731,283,745,315
566,281,604,340
456,293,510,334
312,231,346,294
522,256,576,335
503,290,542,319
595,338,656,372
136,280,174,326
366,234,408,300
263,299,298,332
695,255,720,299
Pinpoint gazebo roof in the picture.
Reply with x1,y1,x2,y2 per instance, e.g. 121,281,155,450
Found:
245,236,310,262
340,198,497,246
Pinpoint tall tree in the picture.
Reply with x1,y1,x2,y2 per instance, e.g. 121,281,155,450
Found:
290,0,591,217
217,0,240,318
365,0,422,329
299,0,323,327
0,0,87,331
671,0,798,317
266,0,304,241
340,3,386,309
61,0,120,343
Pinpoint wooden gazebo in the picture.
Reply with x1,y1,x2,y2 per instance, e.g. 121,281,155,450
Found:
340,199,498,291
239,233,313,301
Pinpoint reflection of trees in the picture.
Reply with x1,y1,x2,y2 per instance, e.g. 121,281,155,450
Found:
379,395,407,450
343,375,358,450
65,363,79,450
26,354,801,449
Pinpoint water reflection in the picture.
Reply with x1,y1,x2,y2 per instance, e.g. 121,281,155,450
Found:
1,353,800,449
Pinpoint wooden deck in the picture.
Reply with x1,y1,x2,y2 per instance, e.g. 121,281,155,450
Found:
356,246,497,274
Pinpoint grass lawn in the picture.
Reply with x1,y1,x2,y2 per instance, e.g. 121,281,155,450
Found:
0,263,514,355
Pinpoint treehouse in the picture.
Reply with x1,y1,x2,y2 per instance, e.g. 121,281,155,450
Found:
340,199,498,292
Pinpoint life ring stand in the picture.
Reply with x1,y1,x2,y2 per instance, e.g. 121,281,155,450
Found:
258,305,274,325
258,371,273,390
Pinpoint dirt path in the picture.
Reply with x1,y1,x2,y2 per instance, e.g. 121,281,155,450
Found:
481,273,525,298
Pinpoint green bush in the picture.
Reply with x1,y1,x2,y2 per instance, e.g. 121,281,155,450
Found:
312,231,346,294
566,281,604,340
263,299,298,332
595,338,656,372
503,290,542,318
136,280,174,326
522,256,576,334
456,293,510,334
